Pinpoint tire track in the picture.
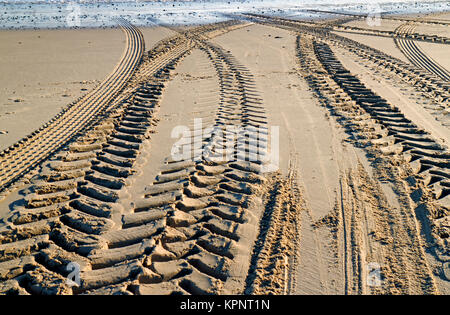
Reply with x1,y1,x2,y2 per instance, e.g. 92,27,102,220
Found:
294,34,445,293
244,160,303,295
395,23,450,82
0,21,269,295
311,41,449,208
124,39,271,295
244,15,449,118
243,13,450,45
0,19,144,194
305,9,450,27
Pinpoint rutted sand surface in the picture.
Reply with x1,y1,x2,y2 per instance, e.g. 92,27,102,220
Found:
333,31,409,62
212,23,444,294
212,19,449,294
0,26,177,151
334,46,450,143
0,14,448,295
212,24,346,293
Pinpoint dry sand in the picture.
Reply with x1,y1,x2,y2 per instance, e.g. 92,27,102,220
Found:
0,28,124,150
0,13,449,295
212,20,449,294
0,26,177,151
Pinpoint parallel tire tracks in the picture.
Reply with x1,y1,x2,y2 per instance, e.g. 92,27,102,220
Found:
0,19,145,193
248,14,449,215
395,23,450,82
310,40,449,215
294,34,448,290
124,40,270,295
244,13,450,45
0,21,274,295
243,14,448,293
245,15,449,112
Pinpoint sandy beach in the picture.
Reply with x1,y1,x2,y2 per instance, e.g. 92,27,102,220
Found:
0,27,179,151
0,6,449,296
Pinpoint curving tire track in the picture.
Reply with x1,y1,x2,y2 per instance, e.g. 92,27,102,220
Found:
0,19,145,194
310,41,449,205
0,21,271,295
305,9,450,27
244,14,449,108
395,23,450,82
246,14,450,207
243,13,450,46
295,34,448,292
122,41,270,295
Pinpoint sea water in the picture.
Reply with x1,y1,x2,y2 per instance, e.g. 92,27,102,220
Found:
0,0,448,29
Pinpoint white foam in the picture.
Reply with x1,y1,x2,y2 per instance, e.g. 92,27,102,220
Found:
0,0,448,29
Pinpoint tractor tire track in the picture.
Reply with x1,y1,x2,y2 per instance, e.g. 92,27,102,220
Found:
123,39,272,295
295,33,445,293
0,21,272,295
311,41,449,211
305,9,450,27
244,13,450,45
243,14,450,107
